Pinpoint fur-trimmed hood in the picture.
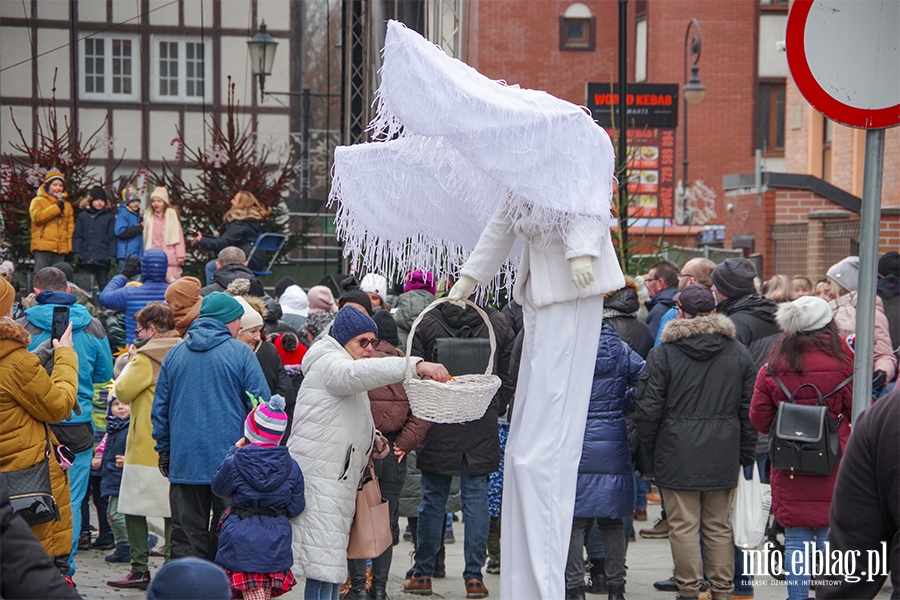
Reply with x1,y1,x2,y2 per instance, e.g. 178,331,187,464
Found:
0,317,31,349
660,312,736,343
659,313,737,362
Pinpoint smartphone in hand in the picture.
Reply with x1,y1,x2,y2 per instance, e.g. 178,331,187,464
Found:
51,306,70,341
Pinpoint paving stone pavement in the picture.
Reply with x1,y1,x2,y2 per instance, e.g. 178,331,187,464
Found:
70,504,893,599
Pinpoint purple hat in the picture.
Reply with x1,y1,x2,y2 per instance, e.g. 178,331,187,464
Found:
404,270,436,295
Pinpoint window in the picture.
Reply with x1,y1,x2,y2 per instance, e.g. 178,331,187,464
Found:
80,35,139,101
757,81,785,155
635,19,648,82
152,38,210,102
560,3,596,52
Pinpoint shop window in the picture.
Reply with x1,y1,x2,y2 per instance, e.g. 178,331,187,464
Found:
560,3,596,52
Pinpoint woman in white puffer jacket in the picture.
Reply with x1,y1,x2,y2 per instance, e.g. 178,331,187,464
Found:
287,306,448,600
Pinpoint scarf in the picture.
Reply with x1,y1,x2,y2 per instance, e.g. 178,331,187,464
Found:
105,414,130,433
143,206,182,248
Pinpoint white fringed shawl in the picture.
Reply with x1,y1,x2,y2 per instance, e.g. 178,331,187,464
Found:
330,20,616,288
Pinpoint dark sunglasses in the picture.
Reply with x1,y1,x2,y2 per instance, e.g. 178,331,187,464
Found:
133,327,145,337
357,337,379,348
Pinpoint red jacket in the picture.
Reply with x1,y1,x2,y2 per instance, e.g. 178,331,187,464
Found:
367,340,430,453
750,344,853,528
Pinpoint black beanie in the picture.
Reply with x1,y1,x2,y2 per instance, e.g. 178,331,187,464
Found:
274,276,297,299
711,258,757,299
878,251,899,277
51,262,75,282
89,186,108,202
338,289,373,316
373,310,400,347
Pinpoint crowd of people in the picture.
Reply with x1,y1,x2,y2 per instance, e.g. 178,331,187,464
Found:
0,170,898,600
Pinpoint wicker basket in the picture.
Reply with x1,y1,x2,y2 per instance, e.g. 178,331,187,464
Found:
403,297,502,423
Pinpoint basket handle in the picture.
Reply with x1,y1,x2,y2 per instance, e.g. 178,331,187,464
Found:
406,297,497,376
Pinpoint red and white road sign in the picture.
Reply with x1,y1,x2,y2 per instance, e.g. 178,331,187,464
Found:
787,0,900,129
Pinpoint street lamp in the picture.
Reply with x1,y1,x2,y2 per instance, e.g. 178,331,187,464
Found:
682,19,706,225
247,21,278,96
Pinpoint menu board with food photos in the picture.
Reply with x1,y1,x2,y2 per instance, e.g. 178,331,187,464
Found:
620,128,676,219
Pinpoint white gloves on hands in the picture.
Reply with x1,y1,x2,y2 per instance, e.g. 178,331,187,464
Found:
447,275,478,306
569,255,595,289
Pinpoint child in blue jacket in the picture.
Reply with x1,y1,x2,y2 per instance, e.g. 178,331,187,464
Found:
212,395,305,599
115,185,144,269
98,397,132,564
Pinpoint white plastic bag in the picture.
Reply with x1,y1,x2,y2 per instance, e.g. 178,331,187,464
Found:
731,466,767,549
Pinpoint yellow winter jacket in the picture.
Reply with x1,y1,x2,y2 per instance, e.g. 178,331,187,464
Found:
29,185,75,253
0,317,78,558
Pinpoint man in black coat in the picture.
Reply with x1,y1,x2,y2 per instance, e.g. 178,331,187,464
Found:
199,247,264,297
635,285,756,600
817,389,899,599
645,260,680,338
403,299,514,598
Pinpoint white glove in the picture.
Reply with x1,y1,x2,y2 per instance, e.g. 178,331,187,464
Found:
447,275,478,307
569,255,595,289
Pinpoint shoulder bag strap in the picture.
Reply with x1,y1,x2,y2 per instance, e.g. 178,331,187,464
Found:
765,364,796,404
426,309,460,338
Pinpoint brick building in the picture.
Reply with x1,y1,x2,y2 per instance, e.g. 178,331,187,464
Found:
464,0,897,279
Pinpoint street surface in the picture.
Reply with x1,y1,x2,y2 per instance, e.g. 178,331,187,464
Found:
71,504,892,599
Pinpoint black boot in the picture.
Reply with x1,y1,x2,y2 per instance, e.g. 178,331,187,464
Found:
587,558,607,594
607,582,625,600
433,546,446,578
566,585,586,600
371,584,389,600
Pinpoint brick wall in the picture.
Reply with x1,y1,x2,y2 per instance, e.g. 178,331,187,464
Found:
470,0,759,224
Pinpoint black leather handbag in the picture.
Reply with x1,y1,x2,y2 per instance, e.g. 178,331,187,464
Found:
1,426,60,526
766,365,852,478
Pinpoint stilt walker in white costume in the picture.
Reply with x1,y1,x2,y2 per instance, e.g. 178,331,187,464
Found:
328,21,625,600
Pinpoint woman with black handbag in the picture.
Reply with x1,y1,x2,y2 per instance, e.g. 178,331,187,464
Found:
0,277,79,584
750,296,854,600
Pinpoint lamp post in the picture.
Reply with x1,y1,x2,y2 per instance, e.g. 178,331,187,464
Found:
681,19,706,225
247,21,278,97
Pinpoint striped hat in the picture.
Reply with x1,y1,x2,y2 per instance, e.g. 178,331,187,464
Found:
244,394,288,444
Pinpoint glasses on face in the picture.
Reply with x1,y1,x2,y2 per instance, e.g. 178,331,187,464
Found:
133,327,145,337
357,337,378,348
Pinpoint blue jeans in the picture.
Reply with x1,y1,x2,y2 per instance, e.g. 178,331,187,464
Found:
415,458,490,581
304,579,339,600
67,447,93,575
205,259,217,286
784,527,827,600
634,476,650,510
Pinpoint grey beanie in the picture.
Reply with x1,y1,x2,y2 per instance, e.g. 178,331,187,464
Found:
827,256,859,292
711,258,758,299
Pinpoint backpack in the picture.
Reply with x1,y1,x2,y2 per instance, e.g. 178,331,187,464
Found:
765,364,852,478
426,308,494,377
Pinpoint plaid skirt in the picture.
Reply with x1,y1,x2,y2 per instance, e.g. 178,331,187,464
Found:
226,569,297,598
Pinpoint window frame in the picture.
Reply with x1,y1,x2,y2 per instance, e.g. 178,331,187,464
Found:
150,37,211,104
757,79,786,157
78,34,140,102
559,16,596,52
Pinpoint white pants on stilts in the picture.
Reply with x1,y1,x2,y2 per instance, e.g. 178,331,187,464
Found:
500,288,604,600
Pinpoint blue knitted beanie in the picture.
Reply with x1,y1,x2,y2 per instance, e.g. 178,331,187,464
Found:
331,305,378,347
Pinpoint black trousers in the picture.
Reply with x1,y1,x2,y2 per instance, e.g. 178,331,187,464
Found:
81,474,110,536
168,483,229,562
348,447,408,590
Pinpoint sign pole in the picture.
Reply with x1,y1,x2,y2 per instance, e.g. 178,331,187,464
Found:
851,127,885,423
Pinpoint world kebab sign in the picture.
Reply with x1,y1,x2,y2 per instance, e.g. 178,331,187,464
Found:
586,83,679,218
